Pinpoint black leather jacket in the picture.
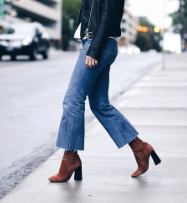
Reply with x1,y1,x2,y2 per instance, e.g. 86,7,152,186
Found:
75,0,126,61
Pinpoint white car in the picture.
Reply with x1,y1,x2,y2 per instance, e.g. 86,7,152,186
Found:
119,44,141,55
0,22,50,61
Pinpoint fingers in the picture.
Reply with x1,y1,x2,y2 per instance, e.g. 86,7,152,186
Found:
85,56,98,68
94,59,98,66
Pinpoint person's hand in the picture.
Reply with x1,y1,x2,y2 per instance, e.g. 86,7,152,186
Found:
85,55,98,68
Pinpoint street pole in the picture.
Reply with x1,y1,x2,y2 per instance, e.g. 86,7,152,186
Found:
162,0,166,70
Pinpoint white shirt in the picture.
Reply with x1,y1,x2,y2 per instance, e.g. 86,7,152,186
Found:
74,23,118,41
109,36,118,41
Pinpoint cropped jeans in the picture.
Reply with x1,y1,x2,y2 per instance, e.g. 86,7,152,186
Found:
56,38,139,150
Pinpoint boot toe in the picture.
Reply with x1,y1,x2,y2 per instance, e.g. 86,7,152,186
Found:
48,175,59,182
131,169,145,178
131,170,140,178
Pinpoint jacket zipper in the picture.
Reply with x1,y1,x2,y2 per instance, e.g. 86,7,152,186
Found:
84,0,94,38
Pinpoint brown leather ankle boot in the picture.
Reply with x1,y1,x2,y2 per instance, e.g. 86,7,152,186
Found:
129,137,161,178
48,150,82,182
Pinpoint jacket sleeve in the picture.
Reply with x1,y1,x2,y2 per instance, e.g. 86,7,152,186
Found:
86,0,116,61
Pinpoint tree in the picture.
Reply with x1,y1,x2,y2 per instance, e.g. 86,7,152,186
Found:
62,0,81,50
169,0,187,51
169,0,187,34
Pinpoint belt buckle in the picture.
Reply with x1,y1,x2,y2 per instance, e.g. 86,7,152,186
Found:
84,31,93,40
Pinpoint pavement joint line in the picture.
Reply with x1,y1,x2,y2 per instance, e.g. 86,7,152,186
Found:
133,125,187,127
110,61,161,102
29,183,49,203
115,107,187,110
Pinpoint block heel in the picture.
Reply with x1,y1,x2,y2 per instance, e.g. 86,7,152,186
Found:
150,150,161,165
74,165,82,181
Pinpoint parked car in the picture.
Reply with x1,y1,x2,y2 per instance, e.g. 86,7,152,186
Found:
0,22,50,61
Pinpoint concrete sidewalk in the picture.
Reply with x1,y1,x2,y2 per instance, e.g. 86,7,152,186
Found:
1,53,187,203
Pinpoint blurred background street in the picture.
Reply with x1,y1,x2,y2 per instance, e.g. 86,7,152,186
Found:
0,0,187,201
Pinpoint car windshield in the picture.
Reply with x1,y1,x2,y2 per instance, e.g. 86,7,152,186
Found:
2,25,35,35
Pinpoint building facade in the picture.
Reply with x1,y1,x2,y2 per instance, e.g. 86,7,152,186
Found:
0,0,62,45
118,8,139,46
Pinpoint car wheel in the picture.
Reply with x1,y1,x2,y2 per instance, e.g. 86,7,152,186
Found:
30,49,37,61
42,49,49,60
11,55,16,61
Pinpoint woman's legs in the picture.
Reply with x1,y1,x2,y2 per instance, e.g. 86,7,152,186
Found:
56,37,139,150
56,38,118,150
49,38,161,182
88,63,138,149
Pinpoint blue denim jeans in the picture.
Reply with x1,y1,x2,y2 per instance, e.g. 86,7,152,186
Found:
56,38,139,150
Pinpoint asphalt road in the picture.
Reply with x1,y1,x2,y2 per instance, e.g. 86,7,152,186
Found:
0,50,161,197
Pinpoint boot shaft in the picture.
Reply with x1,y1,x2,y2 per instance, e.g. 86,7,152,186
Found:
62,150,82,166
129,137,153,156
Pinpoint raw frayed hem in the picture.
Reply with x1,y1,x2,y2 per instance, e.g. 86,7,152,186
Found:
117,133,139,149
56,144,84,151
